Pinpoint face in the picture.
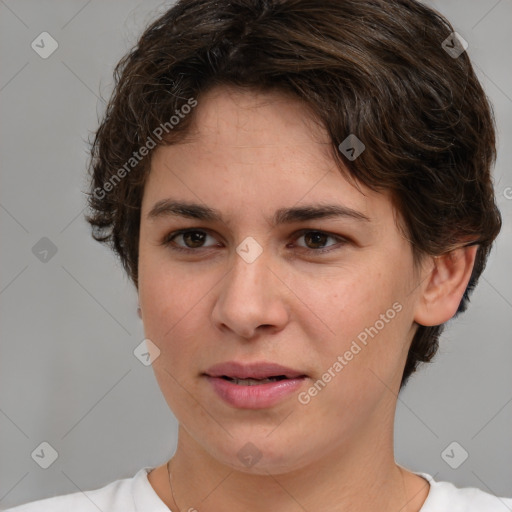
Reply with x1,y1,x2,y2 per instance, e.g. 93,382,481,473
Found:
138,86,423,474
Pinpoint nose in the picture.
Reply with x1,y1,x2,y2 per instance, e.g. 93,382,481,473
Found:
211,245,290,339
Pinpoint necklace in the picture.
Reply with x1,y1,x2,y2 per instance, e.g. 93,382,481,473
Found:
399,465,410,512
167,459,182,512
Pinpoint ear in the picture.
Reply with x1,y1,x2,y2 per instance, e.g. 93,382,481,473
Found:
414,245,478,326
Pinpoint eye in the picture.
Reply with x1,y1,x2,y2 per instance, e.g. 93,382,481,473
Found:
291,230,347,253
162,228,348,255
162,229,220,252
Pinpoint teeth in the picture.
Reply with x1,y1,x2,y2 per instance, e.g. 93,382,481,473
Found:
230,377,283,386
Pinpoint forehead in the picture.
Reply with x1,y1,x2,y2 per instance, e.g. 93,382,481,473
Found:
143,86,395,228
188,86,327,146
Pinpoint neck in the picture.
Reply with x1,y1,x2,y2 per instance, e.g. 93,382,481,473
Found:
166,409,418,512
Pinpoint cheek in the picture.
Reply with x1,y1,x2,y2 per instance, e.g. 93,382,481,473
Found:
139,244,200,329
292,263,404,340
140,279,199,357
293,263,411,388
138,253,223,375
138,263,205,416
296,282,410,440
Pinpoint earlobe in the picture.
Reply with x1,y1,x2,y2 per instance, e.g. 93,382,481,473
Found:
414,245,478,327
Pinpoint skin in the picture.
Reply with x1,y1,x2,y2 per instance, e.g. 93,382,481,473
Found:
138,86,477,511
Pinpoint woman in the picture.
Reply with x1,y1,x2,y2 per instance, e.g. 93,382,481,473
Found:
6,0,511,510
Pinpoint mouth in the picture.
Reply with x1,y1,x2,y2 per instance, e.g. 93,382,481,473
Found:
204,360,307,381
203,361,308,409
218,375,292,386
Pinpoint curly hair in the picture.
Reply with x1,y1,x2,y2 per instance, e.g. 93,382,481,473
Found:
86,0,502,388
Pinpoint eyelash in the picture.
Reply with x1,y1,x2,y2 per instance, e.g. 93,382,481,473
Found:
161,229,349,255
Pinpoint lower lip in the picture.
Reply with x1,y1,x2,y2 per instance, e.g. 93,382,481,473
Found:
205,376,307,409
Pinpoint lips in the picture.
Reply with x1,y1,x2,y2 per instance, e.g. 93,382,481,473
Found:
203,361,308,409
204,361,307,380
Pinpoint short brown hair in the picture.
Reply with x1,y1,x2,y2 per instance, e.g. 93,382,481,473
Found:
86,0,501,388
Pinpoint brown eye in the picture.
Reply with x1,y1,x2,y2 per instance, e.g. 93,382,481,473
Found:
302,231,330,249
181,231,207,248
294,230,343,251
163,229,219,252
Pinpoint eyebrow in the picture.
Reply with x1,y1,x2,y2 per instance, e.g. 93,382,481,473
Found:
147,199,371,225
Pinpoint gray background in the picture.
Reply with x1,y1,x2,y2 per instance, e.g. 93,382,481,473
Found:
0,0,511,508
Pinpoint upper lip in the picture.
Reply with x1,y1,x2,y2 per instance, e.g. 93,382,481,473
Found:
204,361,307,380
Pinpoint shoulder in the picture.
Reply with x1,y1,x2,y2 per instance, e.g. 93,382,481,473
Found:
3,467,166,512
418,472,512,512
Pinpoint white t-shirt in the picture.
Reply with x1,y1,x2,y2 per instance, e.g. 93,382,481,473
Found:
3,467,512,511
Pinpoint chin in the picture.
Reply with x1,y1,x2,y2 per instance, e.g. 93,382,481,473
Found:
203,432,317,476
